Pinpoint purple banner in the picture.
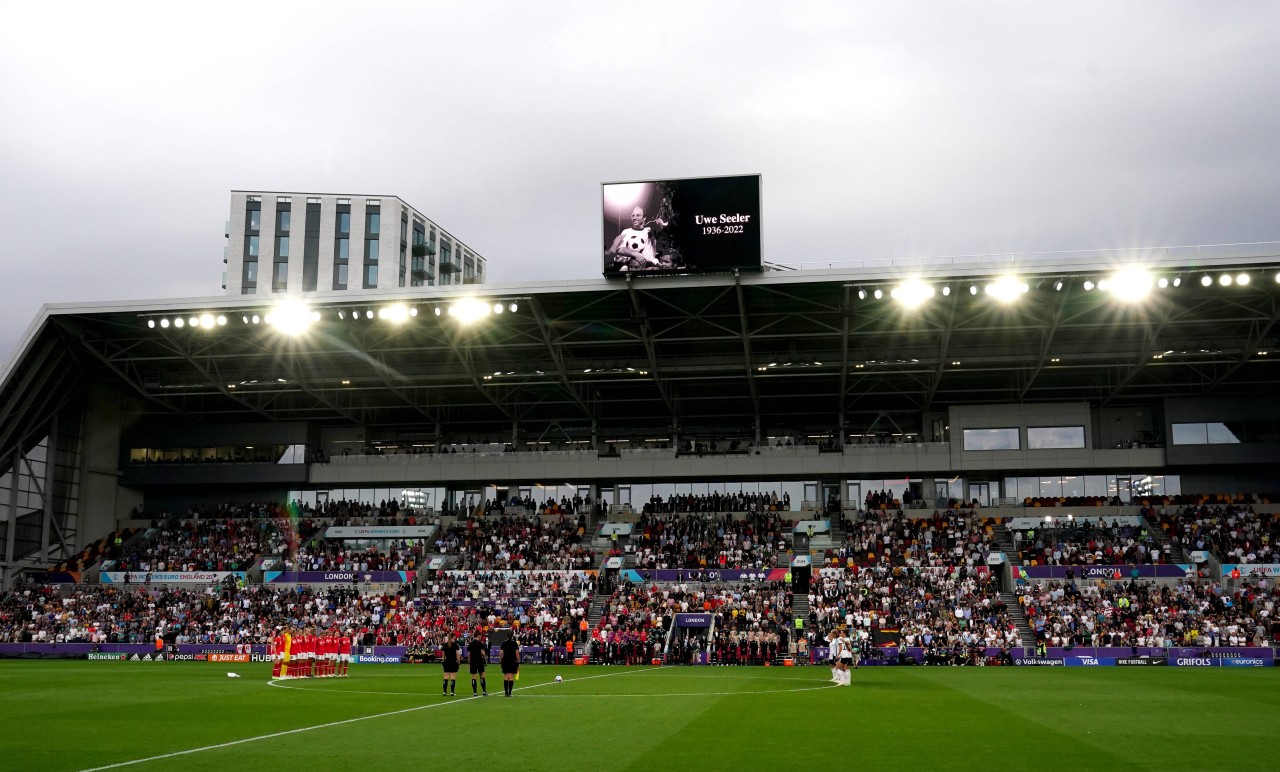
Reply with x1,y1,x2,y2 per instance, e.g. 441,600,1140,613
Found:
621,568,789,583
674,614,714,628
1015,564,1193,580
263,570,414,584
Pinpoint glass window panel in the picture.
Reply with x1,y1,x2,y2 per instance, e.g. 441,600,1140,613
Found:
336,238,349,260
366,239,379,261
248,209,260,230
338,212,350,234
962,427,1019,450
277,236,289,257
1038,476,1061,498
365,264,378,286
1206,422,1241,444
278,211,290,231
367,212,380,233
274,262,287,283
337,264,348,286
1027,426,1085,449
1171,423,1208,445
247,235,259,257
245,261,257,281
1061,475,1084,497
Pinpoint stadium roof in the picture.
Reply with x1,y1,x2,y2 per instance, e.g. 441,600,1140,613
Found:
4,243,1280,445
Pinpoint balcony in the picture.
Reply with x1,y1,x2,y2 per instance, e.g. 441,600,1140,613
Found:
439,259,460,273
411,244,436,257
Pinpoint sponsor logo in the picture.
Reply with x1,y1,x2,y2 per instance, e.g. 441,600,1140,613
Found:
1015,658,1065,666
1075,656,1099,666
353,654,402,664
88,653,125,661
1175,658,1214,667
209,653,251,663
1117,657,1167,666
250,653,273,663
1220,658,1266,667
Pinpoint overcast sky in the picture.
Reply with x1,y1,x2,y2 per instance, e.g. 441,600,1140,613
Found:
2,1,1278,364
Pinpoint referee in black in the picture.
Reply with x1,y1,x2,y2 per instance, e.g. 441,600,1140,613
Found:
467,632,489,697
500,634,520,697
440,633,460,696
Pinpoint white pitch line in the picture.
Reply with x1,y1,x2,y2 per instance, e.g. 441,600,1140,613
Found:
75,668,656,772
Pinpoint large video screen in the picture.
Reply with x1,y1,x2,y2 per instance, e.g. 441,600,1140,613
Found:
602,174,761,276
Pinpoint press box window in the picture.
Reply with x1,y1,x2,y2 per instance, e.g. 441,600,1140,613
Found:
962,428,1019,451
1027,426,1085,449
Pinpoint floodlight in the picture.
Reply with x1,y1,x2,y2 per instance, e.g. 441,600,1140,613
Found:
1201,275,1213,287
147,319,156,329
199,314,215,329
890,279,935,309
1237,273,1250,285
242,316,249,324
188,317,199,328
1106,267,1153,303
873,288,883,300
160,318,170,328
1083,281,1095,291
434,307,442,316
1172,277,1182,287
508,302,518,313
1157,277,1168,289
1219,274,1233,286
410,307,418,317
1053,281,1064,291
857,289,867,300
941,285,951,296
216,315,227,326
383,304,410,323
984,276,1028,304
365,310,374,320
251,314,260,325
493,302,504,314
267,298,316,336
969,285,979,296
451,298,492,324
174,318,185,328
338,310,346,320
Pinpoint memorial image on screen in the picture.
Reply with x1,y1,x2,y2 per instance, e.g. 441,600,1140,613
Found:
602,174,761,276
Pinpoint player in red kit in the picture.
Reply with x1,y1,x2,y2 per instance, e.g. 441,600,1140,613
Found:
271,629,284,679
338,631,352,676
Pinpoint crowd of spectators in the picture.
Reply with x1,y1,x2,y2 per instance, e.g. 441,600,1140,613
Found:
628,512,790,570
592,579,792,665
111,519,278,573
1013,521,1165,566
1157,505,1277,565
807,565,1020,664
1019,577,1277,648
0,570,596,648
836,510,999,569
432,515,593,571
641,491,789,514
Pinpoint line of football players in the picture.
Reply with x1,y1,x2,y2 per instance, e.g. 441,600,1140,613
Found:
271,628,353,678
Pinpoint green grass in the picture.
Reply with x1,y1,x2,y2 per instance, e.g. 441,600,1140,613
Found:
1,661,1277,771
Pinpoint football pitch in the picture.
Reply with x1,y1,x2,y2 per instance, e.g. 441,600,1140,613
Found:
1,662,1277,771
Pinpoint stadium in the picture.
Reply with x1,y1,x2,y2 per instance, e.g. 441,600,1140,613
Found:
2,214,1279,770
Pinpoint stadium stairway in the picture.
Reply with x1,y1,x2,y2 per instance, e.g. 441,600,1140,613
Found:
1001,591,1036,647
1142,516,1188,563
993,524,1018,562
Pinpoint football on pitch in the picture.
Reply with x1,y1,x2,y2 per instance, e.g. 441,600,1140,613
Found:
554,675,563,683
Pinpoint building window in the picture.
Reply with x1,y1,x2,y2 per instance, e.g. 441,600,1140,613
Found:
336,238,349,260
1171,422,1242,445
1027,426,1085,449
366,211,380,234
248,209,260,231
244,260,257,282
273,261,288,290
277,210,291,232
277,236,289,257
247,235,259,257
365,263,379,286
962,428,1019,451
337,211,351,235
366,239,378,260
335,263,348,288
